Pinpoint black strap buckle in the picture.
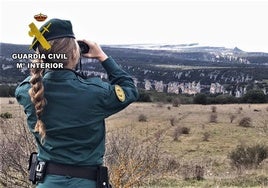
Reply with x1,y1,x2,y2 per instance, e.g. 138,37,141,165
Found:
35,161,47,183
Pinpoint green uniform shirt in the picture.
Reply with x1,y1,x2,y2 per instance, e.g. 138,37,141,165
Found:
15,57,139,167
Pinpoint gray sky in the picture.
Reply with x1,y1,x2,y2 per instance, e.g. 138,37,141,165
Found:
1,0,268,52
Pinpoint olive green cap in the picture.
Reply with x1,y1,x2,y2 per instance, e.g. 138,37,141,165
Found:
32,18,75,50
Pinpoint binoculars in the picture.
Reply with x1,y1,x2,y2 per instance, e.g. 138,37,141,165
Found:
78,41,90,54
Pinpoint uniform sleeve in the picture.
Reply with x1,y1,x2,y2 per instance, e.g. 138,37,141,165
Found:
15,76,31,106
15,76,37,131
100,57,139,117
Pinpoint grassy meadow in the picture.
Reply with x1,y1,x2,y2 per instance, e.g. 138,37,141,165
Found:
106,102,268,187
1,97,268,187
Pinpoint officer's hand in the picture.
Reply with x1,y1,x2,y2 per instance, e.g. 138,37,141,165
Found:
79,40,108,62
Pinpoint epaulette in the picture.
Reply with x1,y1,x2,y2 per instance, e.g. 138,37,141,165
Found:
18,76,31,86
76,75,109,90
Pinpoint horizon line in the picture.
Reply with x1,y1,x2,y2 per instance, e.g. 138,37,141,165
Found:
1,42,268,53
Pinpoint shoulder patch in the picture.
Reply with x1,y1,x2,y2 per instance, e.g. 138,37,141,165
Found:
115,85,125,102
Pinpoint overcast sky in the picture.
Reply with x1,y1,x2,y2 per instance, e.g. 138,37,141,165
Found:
1,0,268,52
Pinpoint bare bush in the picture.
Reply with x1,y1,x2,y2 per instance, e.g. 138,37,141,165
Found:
172,126,190,142
170,117,175,126
195,165,205,180
229,114,237,123
211,106,217,113
154,129,165,142
209,113,218,123
105,128,161,187
237,107,243,114
172,98,181,107
229,144,268,170
173,127,181,141
0,117,36,187
181,164,205,181
259,120,268,135
156,102,164,108
8,100,15,104
180,127,190,134
0,112,12,119
163,156,180,173
202,132,210,142
138,114,147,122
239,117,252,128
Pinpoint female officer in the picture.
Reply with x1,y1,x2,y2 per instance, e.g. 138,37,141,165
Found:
15,18,139,187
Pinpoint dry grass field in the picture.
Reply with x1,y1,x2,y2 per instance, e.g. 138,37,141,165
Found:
1,97,268,187
105,102,268,187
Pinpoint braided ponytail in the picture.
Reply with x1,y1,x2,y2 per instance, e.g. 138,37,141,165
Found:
28,38,79,143
29,59,46,143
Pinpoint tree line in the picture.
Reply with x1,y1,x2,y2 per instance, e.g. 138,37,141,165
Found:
1,85,267,104
138,89,268,104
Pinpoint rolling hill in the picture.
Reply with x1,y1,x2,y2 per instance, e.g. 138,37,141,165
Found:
1,42,268,96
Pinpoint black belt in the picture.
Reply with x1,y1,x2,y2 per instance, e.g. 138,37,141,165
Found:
46,162,98,181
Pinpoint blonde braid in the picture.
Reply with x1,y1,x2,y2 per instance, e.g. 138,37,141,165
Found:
28,38,78,143
28,59,46,143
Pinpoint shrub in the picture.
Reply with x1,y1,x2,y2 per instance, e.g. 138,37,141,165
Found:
156,102,164,108
0,112,12,119
229,144,268,169
214,94,237,104
0,116,37,187
181,164,205,181
166,97,172,103
202,132,210,142
138,114,147,122
173,126,190,141
105,128,161,187
242,89,267,103
138,92,152,102
180,127,190,134
0,85,16,97
173,127,181,141
259,120,268,135
193,93,207,105
154,129,165,142
170,117,175,126
229,114,237,123
209,113,218,123
164,157,180,173
8,100,15,104
211,106,217,113
239,117,252,127
195,165,205,181
237,107,243,114
172,98,181,107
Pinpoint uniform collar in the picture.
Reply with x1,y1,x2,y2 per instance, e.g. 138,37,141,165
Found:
43,69,79,80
